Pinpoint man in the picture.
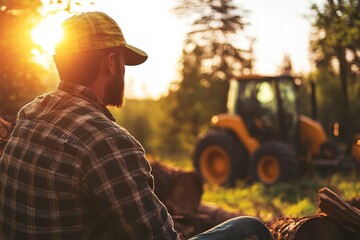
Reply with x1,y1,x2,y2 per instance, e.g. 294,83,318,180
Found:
0,12,272,239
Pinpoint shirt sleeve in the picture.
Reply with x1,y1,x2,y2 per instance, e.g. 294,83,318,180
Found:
83,132,179,240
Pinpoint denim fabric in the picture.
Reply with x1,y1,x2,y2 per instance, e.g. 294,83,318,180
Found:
189,216,273,240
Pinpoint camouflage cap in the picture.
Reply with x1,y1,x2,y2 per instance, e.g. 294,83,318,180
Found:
55,11,147,66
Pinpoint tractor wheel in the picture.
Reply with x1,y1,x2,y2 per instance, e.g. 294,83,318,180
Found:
249,141,298,185
193,128,247,186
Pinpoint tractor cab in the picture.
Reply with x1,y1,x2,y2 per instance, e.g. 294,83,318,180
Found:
227,75,300,145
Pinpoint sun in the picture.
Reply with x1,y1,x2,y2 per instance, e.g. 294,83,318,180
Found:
30,0,97,69
31,13,68,54
31,12,70,69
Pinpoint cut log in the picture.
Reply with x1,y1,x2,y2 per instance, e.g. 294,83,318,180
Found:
318,187,360,238
267,215,354,240
266,187,360,240
150,159,203,216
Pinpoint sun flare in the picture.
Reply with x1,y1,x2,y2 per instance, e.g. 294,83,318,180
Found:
30,1,96,69
30,11,70,69
31,14,66,54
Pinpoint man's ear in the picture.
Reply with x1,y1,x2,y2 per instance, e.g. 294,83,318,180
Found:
104,52,116,75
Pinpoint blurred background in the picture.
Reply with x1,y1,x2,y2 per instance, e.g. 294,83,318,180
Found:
1,0,359,158
0,0,360,158
0,0,359,225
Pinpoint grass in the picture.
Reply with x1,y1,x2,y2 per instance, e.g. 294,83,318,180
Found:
201,172,359,222
160,156,359,222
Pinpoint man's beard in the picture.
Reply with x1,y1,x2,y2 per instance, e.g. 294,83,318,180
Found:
104,68,124,107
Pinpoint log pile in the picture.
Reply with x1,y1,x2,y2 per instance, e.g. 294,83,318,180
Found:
146,135,360,237
148,159,359,239
146,158,360,239
149,158,360,239
160,184,359,239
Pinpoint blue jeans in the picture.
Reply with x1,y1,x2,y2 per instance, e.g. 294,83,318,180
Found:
189,216,273,240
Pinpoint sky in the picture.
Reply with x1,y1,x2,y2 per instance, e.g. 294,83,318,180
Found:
96,0,188,99
34,0,326,99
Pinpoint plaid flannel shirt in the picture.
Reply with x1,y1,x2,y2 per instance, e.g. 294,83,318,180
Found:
0,81,179,240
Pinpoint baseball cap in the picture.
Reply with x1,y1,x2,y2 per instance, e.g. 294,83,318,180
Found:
55,12,148,66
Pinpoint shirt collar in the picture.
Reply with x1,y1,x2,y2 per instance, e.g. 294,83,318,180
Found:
57,81,116,122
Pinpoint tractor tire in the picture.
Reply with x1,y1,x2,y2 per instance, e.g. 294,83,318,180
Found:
193,128,247,186
249,141,298,185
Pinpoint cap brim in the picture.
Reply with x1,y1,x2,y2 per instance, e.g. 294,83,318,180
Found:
124,44,148,66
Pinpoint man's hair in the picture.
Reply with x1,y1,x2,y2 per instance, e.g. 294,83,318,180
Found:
54,47,122,86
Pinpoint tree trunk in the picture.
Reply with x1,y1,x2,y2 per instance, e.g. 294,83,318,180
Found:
335,46,350,139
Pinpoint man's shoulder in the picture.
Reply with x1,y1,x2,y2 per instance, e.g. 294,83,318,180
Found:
19,90,141,148
73,111,141,146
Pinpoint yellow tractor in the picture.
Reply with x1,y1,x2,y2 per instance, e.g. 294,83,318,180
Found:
193,75,360,186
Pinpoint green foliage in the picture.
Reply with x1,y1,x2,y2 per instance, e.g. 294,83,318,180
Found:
328,173,360,199
311,0,360,141
310,0,360,127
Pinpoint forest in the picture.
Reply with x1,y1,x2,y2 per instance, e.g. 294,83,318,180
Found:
1,0,359,152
